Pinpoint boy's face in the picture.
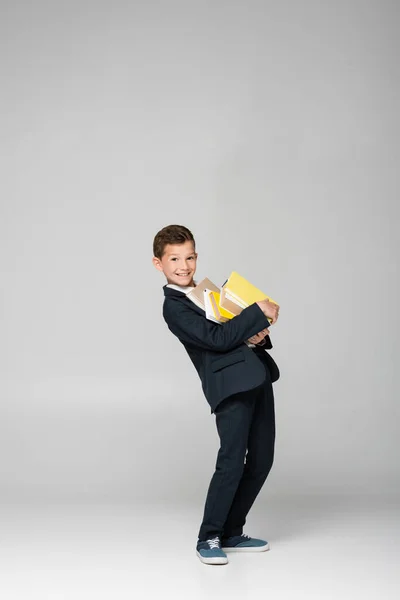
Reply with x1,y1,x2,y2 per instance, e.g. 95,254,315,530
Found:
153,240,197,287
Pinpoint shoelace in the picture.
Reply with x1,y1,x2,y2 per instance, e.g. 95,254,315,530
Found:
206,536,220,549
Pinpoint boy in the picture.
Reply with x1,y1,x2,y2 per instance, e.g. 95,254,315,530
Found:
152,224,280,565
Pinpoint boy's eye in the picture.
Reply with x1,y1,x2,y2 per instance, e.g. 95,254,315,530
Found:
171,256,194,261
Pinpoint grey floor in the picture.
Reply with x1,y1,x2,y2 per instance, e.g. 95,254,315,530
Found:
1,495,398,600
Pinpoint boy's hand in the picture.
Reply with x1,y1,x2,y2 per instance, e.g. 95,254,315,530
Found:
256,299,280,324
247,328,270,344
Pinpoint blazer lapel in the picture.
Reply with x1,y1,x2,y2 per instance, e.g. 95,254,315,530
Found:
163,284,206,317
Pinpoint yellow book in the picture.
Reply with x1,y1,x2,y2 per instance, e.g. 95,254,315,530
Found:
209,291,235,322
220,271,278,322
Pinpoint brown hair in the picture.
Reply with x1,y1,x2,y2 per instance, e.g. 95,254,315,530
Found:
153,224,196,259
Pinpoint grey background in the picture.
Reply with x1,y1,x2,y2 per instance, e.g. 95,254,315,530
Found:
0,0,398,505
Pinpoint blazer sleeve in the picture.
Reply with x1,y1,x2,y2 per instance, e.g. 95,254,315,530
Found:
163,299,271,352
254,336,273,350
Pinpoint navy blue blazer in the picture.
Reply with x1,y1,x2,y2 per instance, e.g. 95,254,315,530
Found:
162,285,280,413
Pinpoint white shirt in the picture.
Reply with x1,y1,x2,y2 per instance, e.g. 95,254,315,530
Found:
166,282,198,294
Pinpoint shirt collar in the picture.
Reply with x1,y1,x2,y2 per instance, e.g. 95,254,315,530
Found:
166,280,197,295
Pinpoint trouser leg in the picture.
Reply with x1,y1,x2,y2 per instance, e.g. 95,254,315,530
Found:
222,377,276,538
197,387,258,541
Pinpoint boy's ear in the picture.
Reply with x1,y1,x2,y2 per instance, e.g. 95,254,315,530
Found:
152,256,163,272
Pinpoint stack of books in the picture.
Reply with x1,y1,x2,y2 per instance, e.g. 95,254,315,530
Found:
187,271,278,325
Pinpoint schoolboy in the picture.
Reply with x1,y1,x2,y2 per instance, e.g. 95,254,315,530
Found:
152,224,280,565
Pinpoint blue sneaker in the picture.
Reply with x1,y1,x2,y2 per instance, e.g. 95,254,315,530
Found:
221,533,269,552
196,536,228,565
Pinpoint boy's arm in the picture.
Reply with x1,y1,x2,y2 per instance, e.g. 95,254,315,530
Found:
163,300,271,352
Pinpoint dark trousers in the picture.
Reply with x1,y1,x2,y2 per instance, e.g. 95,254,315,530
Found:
198,376,276,541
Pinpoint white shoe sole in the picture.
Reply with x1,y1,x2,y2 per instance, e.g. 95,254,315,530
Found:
196,551,228,565
222,542,270,552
